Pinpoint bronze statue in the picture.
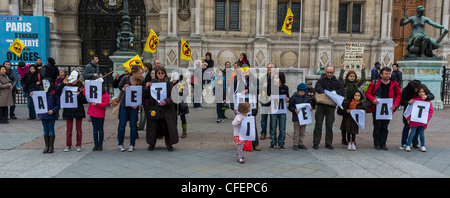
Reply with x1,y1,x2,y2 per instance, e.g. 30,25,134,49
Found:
400,6,448,60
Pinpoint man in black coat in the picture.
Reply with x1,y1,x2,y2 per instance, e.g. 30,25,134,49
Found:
313,66,344,149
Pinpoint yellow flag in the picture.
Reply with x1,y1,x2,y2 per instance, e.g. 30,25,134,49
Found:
180,37,191,62
144,29,159,53
282,8,294,35
8,38,25,57
123,55,144,72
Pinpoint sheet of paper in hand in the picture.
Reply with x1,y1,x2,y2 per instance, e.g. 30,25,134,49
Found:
60,86,78,108
350,109,365,129
239,116,256,141
324,90,344,109
126,86,142,107
375,98,393,120
33,91,48,114
151,82,167,103
296,103,312,125
410,100,431,124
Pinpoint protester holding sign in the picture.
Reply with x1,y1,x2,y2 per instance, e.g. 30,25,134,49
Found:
365,67,401,150
313,66,344,149
405,85,434,152
87,84,110,151
288,83,311,150
232,102,251,164
56,76,87,152
0,66,14,124
4,61,18,120
117,65,144,152
341,91,365,151
399,80,435,150
144,66,179,152
35,79,60,154
269,72,289,151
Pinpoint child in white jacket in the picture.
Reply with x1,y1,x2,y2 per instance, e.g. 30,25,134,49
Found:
232,102,251,164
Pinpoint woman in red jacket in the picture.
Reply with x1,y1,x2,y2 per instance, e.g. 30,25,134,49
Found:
86,84,110,151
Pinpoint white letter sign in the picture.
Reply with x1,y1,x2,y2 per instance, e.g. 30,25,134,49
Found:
239,116,256,141
85,80,102,104
350,109,365,129
376,98,393,120
271,95,287,114
296,103,312,125
151,82,167,103
410,100,431,124
33,91,48,114
60,86,78,108
126,86,142,107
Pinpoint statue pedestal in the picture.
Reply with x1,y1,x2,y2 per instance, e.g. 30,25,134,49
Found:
109,51,138,97
397,60,445,110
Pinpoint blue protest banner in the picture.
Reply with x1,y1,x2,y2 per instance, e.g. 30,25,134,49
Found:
0,15,50,65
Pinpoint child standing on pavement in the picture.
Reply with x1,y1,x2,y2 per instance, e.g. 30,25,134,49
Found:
288,83,310,150
232,102,251,164
86,84,110,151
341,91,365,151
405,84,434,152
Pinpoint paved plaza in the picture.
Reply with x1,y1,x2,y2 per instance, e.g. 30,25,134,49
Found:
0,104,450,178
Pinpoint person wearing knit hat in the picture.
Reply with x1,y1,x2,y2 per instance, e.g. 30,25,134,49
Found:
288,82,311,150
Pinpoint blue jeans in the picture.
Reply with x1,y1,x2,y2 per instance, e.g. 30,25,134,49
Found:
270,114,286,147
401,123,419,146
91,117,105,146
407,126,425,147
26,90,36,119
117,107,138,146
260,113,268,136
42,119,56,136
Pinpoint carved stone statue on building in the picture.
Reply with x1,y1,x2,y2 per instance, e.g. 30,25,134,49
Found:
400,6,448,60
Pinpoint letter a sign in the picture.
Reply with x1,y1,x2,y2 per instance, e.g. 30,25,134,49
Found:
33,91,48,114
376,98,393,120
151,82,167,103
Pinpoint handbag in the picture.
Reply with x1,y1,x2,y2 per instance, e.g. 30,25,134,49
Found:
147,106,161,120
111,94,123,116
111,76,129,116
315,93,337,106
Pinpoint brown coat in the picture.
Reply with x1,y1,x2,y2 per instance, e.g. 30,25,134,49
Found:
0,74,14,107
340,100,365,135
144,79,179,147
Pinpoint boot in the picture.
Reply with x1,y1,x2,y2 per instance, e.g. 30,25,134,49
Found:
181,124,187,138
48,136,55,153
43,136,50,154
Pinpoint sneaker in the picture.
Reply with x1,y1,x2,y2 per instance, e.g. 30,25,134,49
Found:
420,146,427,152
269,145,275,151
405,146,411,152
64,147,71,152
347,143,352,151
220,119,225,123
76,147,82,152
399,145,406,150
279,146,285,151
293,145,299,150
351,143,356,151
118,145,126,152
129,145,134,152
238,158,245,164
216,119,221,123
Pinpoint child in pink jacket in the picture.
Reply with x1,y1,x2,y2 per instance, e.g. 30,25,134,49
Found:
405,84,433,152
232,102,250,164
86,88,110,151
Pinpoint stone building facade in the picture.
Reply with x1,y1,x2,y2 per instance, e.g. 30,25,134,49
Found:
2,0,450,75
